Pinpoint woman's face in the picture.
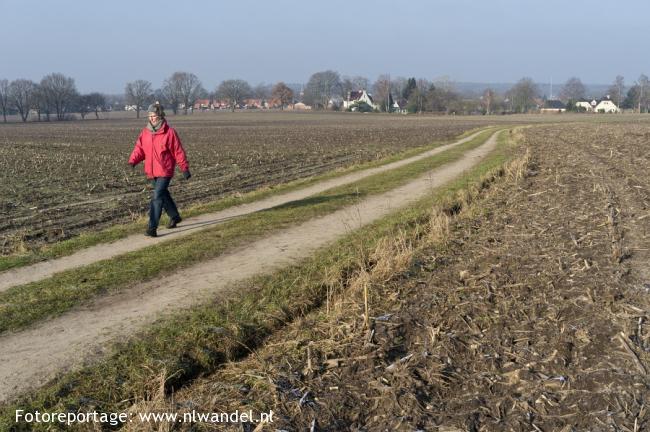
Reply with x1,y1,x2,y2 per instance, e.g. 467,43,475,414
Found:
148,112,159,123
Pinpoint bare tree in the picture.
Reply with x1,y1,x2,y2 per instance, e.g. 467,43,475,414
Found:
8,79,37,122
87,92,106,119
482,88,496,115
341,77,355,100
76,93,105,120
341,75,370,98
125,80,153,118
372,74,391,112
638,74,649,113
414,78,430,113
161,72,203,114
252,83,272,100
608,75,625,108
353,76,370,92
508,77,539,113
391,76,408,103
32,84,48,121
427,84,461,113
559,77,586,102
40,73,78,120
159,81,179,115
303,70,342,109
0,79,9,122
271,82,294,110
78,94,92,119
216,79,252,111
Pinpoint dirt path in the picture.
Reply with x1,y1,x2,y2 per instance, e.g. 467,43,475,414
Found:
0,132,499,403
0,130,490,293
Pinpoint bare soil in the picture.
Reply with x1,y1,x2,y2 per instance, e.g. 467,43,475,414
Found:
0,112,492,251
0,129,486,292
0,132,499,403
173,123,650,431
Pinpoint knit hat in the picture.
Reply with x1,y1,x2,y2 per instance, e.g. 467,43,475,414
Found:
147,102,165,118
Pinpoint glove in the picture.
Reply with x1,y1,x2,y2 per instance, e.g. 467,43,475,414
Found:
182,170,192,180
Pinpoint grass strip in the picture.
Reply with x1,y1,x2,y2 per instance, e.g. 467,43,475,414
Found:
0,129,500,334
0,131,516,431
0,127,490,273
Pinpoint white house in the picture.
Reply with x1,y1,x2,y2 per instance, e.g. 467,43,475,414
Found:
540,100,566,113
576,97,620,113
392,100,407,114
594,99,620,113
343,90,377,110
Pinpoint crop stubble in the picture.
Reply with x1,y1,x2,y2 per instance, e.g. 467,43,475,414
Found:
170,122,650,430
1,112,492,253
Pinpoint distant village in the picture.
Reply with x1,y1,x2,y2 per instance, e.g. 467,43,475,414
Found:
125,91,625,115
1,71,647,122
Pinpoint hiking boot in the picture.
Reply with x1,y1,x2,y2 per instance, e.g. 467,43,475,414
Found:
145,228,157,237
167,216,182,229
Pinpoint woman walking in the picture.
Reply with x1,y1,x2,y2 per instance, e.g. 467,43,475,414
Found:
128,102,191,237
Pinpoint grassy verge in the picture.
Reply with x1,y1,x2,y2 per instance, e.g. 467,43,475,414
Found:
0,129,500,334
0,130,521,431
0,127,490,273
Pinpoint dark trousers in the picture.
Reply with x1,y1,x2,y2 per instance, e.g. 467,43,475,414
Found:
149,177,180,229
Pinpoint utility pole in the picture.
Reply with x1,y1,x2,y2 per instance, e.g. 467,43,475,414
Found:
617,79,623,109
386,73,391,113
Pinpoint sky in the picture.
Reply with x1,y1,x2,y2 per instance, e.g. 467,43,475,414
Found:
2,0,649,94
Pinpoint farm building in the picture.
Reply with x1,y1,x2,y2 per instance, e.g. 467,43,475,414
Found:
540,100,566,113
343,90,377,110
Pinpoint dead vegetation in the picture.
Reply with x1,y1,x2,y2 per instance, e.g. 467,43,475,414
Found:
123,123,650,431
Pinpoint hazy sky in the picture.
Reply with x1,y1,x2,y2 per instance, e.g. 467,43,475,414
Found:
2,0,649,93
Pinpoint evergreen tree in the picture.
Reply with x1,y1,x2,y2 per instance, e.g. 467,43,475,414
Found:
403,78,417,100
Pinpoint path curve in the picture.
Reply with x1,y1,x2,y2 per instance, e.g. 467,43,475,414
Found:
0,131,500,402
0,130,490,292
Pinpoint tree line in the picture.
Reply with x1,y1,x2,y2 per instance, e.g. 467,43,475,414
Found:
0,74,106,123
299,72,650,114
2,71,650,123
125,74,296,117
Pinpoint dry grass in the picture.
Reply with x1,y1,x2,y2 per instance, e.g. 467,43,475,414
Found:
148,137,529,431
122,370,171,432
181,123,650,430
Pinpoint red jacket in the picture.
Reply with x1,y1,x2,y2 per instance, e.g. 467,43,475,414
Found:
128,121,189,178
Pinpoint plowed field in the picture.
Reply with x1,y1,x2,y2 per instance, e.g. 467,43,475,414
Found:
1,112,492,252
